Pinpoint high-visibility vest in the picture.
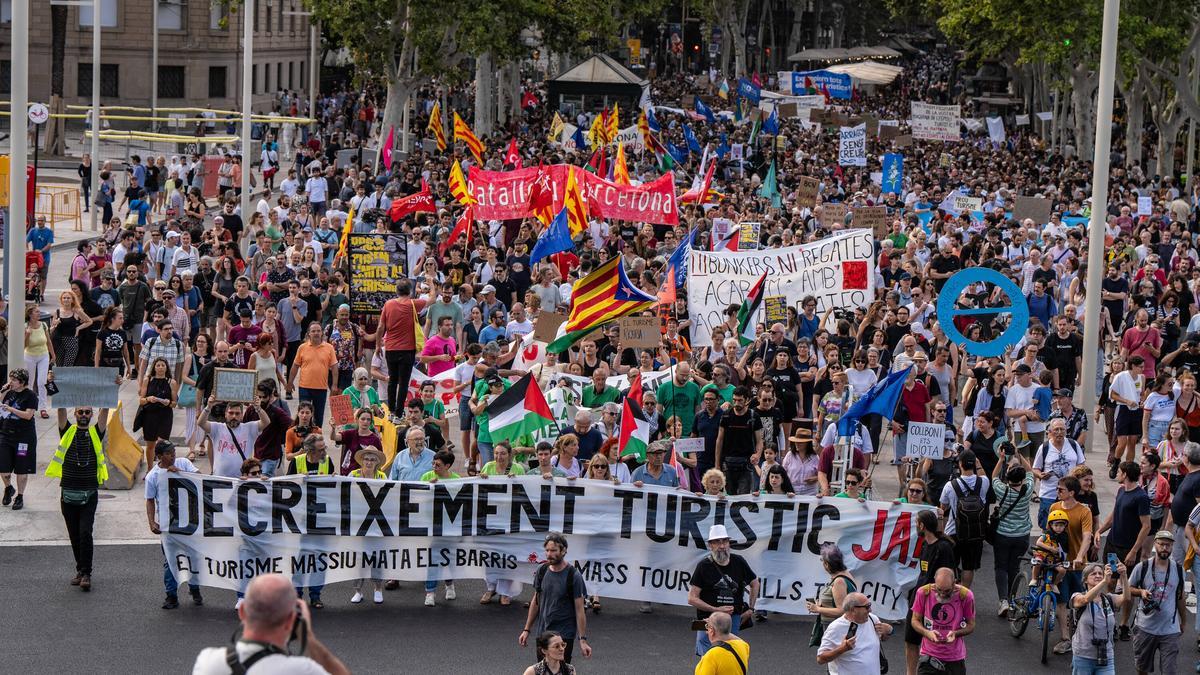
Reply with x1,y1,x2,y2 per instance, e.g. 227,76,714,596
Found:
294,455,333,475
349,469,386,479
46,425,109,484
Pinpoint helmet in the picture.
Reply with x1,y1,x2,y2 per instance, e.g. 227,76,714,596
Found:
1047,509,1069,525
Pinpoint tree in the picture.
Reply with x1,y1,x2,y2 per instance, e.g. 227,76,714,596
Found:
45,5,67,155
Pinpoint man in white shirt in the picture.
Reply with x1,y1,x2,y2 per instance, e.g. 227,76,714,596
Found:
1032,417,1086,528
817,592,892,675
305,169,329,216
256,187,274,221
1005,363,1045,450
145,439,202,609
158,231,181,280
196,398,262,478
171,231,199,277
279,169,300,198
505,303,534,340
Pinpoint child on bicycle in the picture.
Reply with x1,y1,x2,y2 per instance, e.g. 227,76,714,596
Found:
1030,508,1070,588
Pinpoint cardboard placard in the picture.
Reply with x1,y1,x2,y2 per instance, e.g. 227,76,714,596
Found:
777,102,799,119
50,367,120,409
533,312,567,343
619,316,662,348
1013,196,1052,225
214,368,258,403
329,394,354,426
906,421,946,459
739,221,762,249
797,176,820,208
879,125,901,141
822,203,848,225
764,296,789,323
895,134,913,147
854,206,889,238
952,195,983,213
674,437,705,455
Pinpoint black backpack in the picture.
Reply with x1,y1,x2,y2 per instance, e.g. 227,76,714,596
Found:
952,477,989,542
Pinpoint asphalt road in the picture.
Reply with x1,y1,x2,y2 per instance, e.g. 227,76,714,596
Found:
2,543,1166,674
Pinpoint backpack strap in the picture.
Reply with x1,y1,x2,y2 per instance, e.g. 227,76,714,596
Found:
223,642,286,674
715,642,747,675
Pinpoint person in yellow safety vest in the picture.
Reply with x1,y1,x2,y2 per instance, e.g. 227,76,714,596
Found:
50,404,110,593
349,446,389,605
286,433,332,608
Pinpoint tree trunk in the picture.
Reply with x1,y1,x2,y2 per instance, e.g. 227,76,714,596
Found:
1121,72,1146,169
474,52,494,137
47,6,67,155
380,70,412,153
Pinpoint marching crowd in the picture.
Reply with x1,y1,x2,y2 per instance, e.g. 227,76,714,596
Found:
7,47,1200,674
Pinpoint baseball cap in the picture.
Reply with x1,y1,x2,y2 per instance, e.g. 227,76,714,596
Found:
1155,530,1176,542
482,284,496,294
1054,388,1072,397
1014,364,1033,374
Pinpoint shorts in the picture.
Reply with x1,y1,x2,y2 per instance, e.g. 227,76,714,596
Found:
1115,407,1141,437
904,608,922,646
459,397,474,431
917,656,966,675
1057,570,1083,603
1101,539,1131,566
953,537,984,571
1132,628,1180,673
0,436,36,474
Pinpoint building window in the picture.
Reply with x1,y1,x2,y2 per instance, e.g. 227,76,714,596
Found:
278,2,284,32
158,0,185,30
276,63,282,92
0,60,9,95
252,64,258,94
78,64,119,98
209,66,227,98
78,0,118,27
264,4,271,33
210,0,229,30
288,61,294,90
0,1,10,24
300,61,305,90
158,65,185,99
252,1,259,32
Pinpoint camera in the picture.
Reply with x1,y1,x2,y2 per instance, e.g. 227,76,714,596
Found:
1140,597,1160,615
1092,639,1108,667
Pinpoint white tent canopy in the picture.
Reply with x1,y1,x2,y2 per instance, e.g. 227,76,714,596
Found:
786,45,903,62
825,60,904,85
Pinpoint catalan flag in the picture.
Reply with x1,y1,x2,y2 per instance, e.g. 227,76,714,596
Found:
427,101,447,152
613,142,631,186
562,166,590,237
637,109,654,154
605,104,620,146
336,203,356,260
547,256,657,353
448,159,475,206
588,113,608,147
453,111,485,164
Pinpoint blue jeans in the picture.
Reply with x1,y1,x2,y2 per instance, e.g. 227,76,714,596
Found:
296,585,323,602
1148,419,1171,451
1070,655,1115,675
260,458,280,477
695,613,742,656
477,441,494,466
1038,497,1057,530
299,387,328,426
163,549,199,597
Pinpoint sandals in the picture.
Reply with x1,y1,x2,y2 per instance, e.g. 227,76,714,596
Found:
499,596,511,606
480,591,495,605
310,600,324,610
591,597,601,614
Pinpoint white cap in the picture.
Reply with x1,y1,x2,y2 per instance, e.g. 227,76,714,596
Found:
166,231,180,239
706,524,730,542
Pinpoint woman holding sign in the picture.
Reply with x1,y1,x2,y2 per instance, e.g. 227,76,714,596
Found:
330,409,382,476
137,357,177,466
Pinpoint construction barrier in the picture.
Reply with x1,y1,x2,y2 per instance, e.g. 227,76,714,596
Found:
35,185,82,231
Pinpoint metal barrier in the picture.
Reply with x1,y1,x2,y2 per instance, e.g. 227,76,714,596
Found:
35,185,82,231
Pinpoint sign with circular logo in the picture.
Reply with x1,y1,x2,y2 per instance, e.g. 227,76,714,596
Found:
935,267,1029,358
27,103,49,125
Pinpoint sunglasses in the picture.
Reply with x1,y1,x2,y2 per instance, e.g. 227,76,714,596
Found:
845,480,860,487
248,470,263,477
908,487,924,494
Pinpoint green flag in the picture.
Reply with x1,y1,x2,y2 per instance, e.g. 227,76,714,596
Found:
758,160,781,208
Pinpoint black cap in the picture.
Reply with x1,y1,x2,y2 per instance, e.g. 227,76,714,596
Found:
1054,388,1072,397
1014,364,1033,374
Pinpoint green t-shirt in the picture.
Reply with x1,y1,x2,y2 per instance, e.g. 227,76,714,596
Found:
700,382,734,404
480,461,527,476
472,379,510,444
420,470,461,481
582,384,621,408
423,399,446,420
656,379,702,435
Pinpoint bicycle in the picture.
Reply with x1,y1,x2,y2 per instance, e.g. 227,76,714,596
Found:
1007,559,1069,664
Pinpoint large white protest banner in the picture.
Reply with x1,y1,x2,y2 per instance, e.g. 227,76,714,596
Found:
687,229,875,347
159,474,925,618
910,101,961,142
838,124,867,166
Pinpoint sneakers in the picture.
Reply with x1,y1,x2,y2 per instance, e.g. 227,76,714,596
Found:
12,495,23,511
1109,462,1119,480
70,573,83,586
78,574,91,591
425,592,436,607
997,600,1010,617
373,590,383,604
2,485,13,505
162,594,179,609
445,585,456,601
351,591,364,604
1053,640,1072,655
385,580,400,591
191,590,204,606
753,609,767,622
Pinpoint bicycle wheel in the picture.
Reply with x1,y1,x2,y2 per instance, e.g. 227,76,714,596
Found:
1040,592,1054,664
1008,572,1029,638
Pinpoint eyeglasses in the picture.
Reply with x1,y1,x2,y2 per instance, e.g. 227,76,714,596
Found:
248,470,263,477
908,487,924,494
855,602,872,610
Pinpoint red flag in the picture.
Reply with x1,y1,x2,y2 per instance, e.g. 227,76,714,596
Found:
627,371,644,407
751,71,762,87
527,162,554,225
504,138,522,169
381,126,395,169
388,180,437,222
521,90,539,109
680,160,717,204
439,206,474,257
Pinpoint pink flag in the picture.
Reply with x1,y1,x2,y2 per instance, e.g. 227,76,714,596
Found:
381,126,395,169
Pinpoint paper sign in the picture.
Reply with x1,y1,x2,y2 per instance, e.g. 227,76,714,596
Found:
797,176,820,208
854,206,889,238
764,296,789,323
674,437,706,455
906,422,947,459
534,312,567,343
952,195,983,213
619,316,662,348
838,124,867,167
895,134,913,148
739,221,761,250
822,203,848,225
329,394,354,426
1013,196,1052,225
214,368,258,403
1137,196,1152,216
50,367,120,409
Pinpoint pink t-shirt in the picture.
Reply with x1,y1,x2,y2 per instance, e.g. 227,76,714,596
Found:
422,335,458,376
911,584,974,662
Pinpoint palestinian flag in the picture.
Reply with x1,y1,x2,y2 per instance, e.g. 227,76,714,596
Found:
618,398,651,461
712,228,740,252
486,373,554,443
736,271,767,346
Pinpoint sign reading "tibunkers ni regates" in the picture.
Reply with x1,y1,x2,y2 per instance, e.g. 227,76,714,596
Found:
158,474,925,619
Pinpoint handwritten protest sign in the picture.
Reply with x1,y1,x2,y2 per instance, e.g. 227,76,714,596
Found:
50,367,119,409
619,316,661,348
910,101,961,142
329,394,354,426
822,203,849,225
838,124,867,166
906,422,946,459
1137,196,1152,216
214,368,257,403
952,195,983,213
797,176,820,208
348,233,409,315
853,206,889,238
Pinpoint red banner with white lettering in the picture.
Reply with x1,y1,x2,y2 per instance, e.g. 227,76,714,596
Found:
467,165,679,226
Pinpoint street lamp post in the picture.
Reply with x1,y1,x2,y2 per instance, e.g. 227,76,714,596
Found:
241,0,254,221
282,9,318,139
7,0,27,366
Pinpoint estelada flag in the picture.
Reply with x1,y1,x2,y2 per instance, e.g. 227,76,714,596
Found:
427,101,447,152
388,179,437,222
605,103,620,146
452,111,486,164
448,160,475,206
613,143,631,186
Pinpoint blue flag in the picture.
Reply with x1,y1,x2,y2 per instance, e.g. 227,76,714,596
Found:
694,96,716,124
737,78,761,104
646,106,660,132
763,107,780,135
667,229,697,288
683,124,702,153
530,207,575,264
666,141,689,165
881,153,903,195
837,366,913,436
572,125,587,150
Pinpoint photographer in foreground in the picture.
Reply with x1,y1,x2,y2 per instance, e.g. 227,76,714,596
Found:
1126,531,1185,675
192,573,350,675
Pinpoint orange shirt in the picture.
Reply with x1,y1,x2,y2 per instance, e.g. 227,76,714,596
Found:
293,342,337,389
379,297,428,351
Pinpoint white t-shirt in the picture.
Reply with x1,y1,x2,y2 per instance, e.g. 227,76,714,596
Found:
1145,391,1176,423
192,643,329,675
845,368,878,401
305,177,328,202
1033,438,1085,499
818,614,883,675
208,420,262,478
939,474,991,536
144,458,199,499
172,246,199,277
1109,370,1144,413
1004,382,1045,432
505,319,533,340
280,178,300,198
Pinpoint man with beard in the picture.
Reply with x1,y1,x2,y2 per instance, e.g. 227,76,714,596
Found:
904,509,956,675
688,524,759,657
1127,531,1185,675
196,396,262,478
910,567,976,675
519,533,591,664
